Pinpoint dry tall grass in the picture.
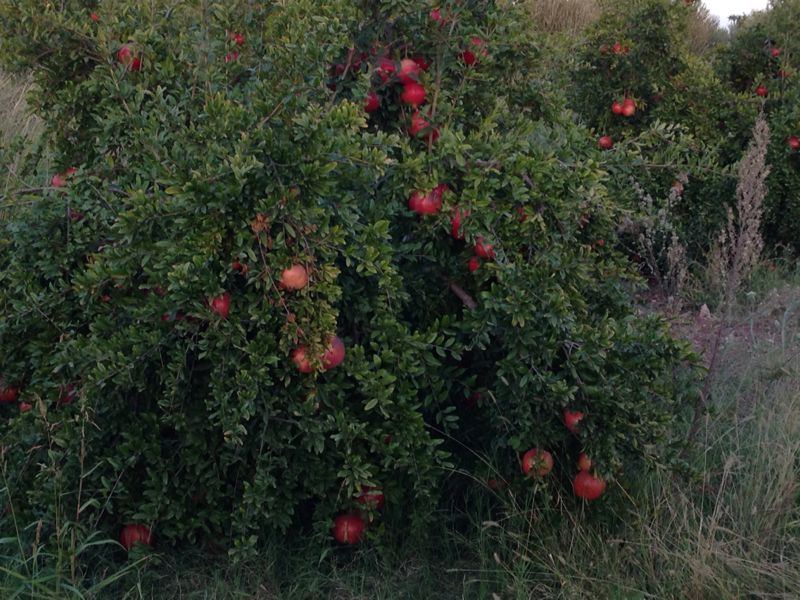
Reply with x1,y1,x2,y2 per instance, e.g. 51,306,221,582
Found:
709,114,769,309
0,70,39,146
0,70,42,220
521,0,600,35
687,3,729,54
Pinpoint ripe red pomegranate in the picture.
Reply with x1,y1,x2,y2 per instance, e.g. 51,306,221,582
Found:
231,261,249,274
19,402,32,413
90,12,99,22
409,184,446,216
332,513,365,545
788,135,800,151
598,135,613,150
430,7,443,24
51,167,77,189
577,453,592,472
474,237,495,260
117,45,142,71
771,47,781,58
611,41,622,54
398,58,421,84
408,190,425,213
621,97,635,117
364,91,380,113
408,111,439,143
58,383,76,406
521,448,554,477
468,257,481,273
756,85,768,98
0,386,19,403
573,471,606,500
400,82,426,107
412,55,430,71
563,409,585,434
356,485,385,510
462,37,488,66
209,292,231,319
224,51,239,63
322,336,346,370
230,32,245,46
611,101,623,115
291,346,314,374
451,207,469,240
280,264,308,291
119,524,153,551
375,57,396,82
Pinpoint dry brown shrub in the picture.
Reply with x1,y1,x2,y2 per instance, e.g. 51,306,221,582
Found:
520,0,601,35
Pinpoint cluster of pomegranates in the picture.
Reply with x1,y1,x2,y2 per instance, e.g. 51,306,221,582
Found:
406,181,497,274
516,408,606,501
611,97,636,118
0,380,70,414
596,96,635,152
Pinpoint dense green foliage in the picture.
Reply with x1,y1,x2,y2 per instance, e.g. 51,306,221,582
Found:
571,0,800,257
0,0,699,560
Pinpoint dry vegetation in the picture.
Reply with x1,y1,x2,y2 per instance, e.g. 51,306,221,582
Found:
521,0,600,35
0,70,39,146
0,70,42,221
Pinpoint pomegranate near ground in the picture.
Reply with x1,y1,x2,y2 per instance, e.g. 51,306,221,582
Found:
119,524,153,551
573,471,606,500
521,448,554,477
332,514,365,545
